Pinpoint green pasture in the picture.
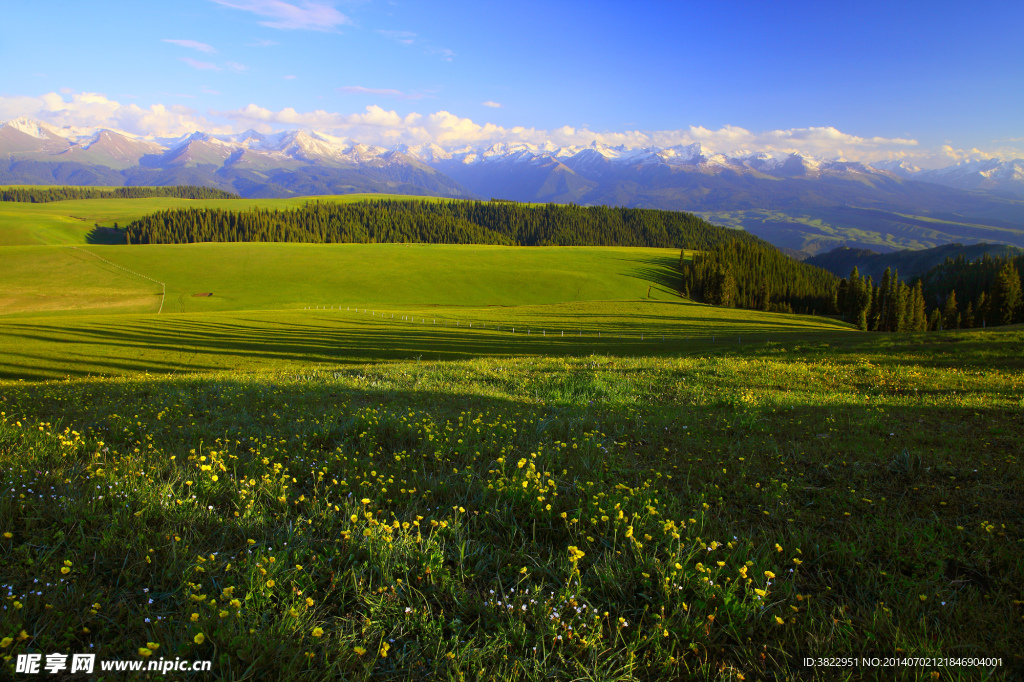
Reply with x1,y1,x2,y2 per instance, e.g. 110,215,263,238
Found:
2,193,1022,678
0,243,692,317
0,246,162,316
0,193,440,246
0,300,851,380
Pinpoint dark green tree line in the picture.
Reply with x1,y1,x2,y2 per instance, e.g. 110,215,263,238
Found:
916,253,1024,329
838,266,928,332
0,185,238,203
679,240,838,315
124,200,765,249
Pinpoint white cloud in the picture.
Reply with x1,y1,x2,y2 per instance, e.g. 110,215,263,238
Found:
481,101,502,108
226,62,248,72
338,86,425,101
213,103,1003,165
211,0,350,31
181,57,222,71
0,92,231,138
377,30,416,45
2,90,1019,165
282,75,297,80
426,47,455,61
162,39,217,53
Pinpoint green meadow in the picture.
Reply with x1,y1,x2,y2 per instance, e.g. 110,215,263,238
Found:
0,243,688,315
0,193,441,246
1,194,1021,680
0,301,850,380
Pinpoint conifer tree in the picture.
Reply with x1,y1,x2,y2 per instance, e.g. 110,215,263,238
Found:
877,268,892,332
989,261,1022,326
911,281,927,332
895,280,910,332
844,267,871,330
844,268,860,325
885,269,903,332
867,282,881,331
975,292,988,328
837,278,849,319
942,289,959,330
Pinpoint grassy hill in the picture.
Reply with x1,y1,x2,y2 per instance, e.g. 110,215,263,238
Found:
0,193,444,246
0,300,851,380
2,192,1020,677
0,246,162,316
0,234,848,380
0,243,694,317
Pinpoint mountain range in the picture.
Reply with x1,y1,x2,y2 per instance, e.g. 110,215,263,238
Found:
803,242,1024,282
3,116,1023,254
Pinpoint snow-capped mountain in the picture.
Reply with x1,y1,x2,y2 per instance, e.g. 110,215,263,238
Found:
1,117,1022,205
0,118,469,198
913,158,1024,195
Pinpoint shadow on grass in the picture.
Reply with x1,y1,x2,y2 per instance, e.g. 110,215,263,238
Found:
0,311,860,380
2,311,1020,381
5,372,1021,596
85,226,128,245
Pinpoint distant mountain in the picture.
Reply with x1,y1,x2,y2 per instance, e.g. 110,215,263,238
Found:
2,117,1023,254
0,119,474,199
804,242,1024,282
402,141,1024,219
915,159,1024,197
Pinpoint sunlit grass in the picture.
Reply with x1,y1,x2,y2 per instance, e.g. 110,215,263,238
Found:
1,330,1021,679
0,300,852,380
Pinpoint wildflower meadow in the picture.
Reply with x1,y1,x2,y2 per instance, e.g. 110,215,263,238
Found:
1,330,1021,679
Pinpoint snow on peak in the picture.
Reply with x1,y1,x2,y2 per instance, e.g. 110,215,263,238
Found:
662,142,711,162
481,142,540,160
399,143,452,163
1,116,74,140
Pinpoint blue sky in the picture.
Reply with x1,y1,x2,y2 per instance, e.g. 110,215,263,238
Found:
2,0,1021,165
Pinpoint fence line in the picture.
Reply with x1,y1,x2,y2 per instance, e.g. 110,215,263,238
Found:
69,246,167,314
